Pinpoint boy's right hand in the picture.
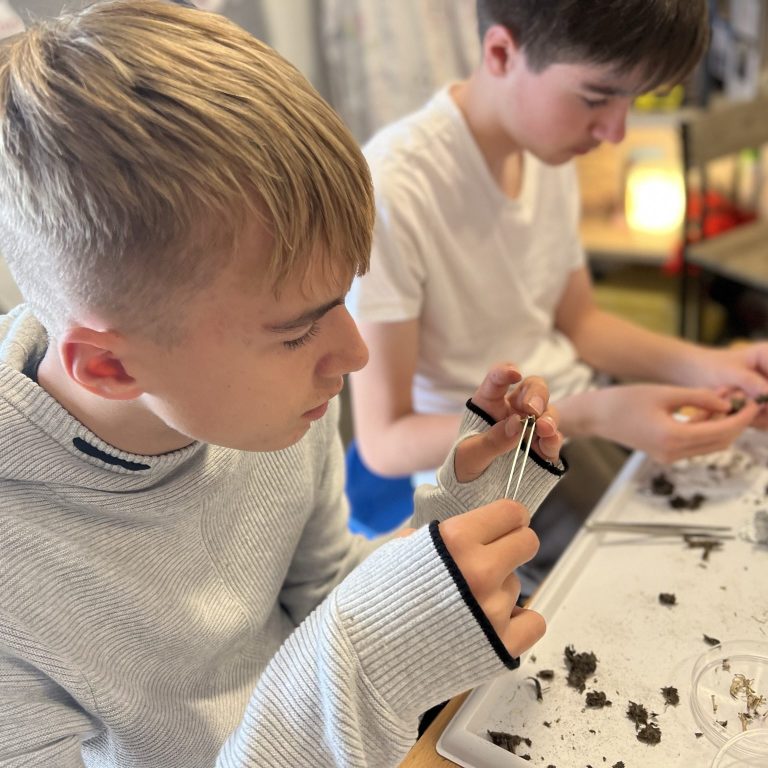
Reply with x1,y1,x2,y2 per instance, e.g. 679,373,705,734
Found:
587,384,759,463
438,498,545,657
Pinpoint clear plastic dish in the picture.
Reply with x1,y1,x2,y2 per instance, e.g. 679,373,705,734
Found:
711,729,768,767
690,640,768,752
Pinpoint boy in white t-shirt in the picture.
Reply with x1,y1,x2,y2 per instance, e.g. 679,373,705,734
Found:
348,0,768,585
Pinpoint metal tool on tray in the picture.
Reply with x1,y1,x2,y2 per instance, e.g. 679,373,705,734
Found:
504,414,536,501
586,520,734,539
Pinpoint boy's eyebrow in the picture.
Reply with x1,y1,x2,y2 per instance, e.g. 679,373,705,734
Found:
581,81,634,97
266,297,345,333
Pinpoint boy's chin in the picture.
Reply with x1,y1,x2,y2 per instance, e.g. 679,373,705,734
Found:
537,148,578,166
230,423,312,453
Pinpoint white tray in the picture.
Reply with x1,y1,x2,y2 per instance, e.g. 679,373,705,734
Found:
437,436,768,767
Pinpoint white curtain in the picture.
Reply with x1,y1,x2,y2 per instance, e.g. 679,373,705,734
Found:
2,1,480,141
1,0,269,36
0,0,24,40
320,0,479,141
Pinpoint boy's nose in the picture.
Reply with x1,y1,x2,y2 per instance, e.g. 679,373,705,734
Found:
321,307,369,377
592,102,629,144
342,324,369,375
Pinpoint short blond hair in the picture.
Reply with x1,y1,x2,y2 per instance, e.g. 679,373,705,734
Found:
0,0,373,340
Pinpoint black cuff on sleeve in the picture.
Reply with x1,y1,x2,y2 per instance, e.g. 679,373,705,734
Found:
527,445,569,476
466,399,570,477
428,520,520,671
465,398,496,427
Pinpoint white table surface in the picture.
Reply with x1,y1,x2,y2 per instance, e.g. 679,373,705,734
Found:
438,432,768,768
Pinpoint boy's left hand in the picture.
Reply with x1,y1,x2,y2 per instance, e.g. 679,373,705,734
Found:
690,343,768,430
454,363,563,484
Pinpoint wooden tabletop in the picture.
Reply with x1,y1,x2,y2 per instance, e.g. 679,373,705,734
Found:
687,219,768,292
580,217,678,267
400,694,467,767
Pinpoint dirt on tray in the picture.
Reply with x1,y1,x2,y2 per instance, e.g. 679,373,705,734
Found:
564,645,597,693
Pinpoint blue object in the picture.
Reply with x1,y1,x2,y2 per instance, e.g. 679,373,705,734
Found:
345,441,413,538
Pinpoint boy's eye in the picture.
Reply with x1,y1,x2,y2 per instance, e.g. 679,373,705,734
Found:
582,96,609,109
283,322,320,350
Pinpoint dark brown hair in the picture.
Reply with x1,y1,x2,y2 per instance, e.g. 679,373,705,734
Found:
476,0,710,91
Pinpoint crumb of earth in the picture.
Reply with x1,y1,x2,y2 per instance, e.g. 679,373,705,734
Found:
564,645,598,692
585,690,612,708
487,731,531,755
695,732,703,738
658,593,676,606
661,686,680,706
627,701,649,729
651,473,674,495
537,669,555,680
626,701,662,744
636,722,662,745
669,493,706,510
703,634,721,646
612,763,625,768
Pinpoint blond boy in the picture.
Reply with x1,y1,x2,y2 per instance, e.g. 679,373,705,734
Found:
0,2,565,765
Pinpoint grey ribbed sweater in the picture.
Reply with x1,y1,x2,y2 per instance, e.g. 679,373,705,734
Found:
0,306,564,767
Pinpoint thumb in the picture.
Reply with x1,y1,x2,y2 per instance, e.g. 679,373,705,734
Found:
470,363,523,421
454,416,524,483
501,606,546,657
732,369,768,399
674,388,731,415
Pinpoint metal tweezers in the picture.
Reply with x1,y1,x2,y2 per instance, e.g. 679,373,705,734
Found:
586,521,734,539
504,415,536,501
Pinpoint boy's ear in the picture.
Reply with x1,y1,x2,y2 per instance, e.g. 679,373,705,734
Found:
58,326,143,400
483,24,523,77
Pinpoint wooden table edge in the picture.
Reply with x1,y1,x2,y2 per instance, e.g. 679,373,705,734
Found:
399,692,469,767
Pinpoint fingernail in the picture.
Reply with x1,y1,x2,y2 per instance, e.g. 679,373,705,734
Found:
527,395,544,416
505,416,521,436
537,414,555,429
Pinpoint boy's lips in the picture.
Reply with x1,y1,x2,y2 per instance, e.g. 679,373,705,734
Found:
302,387,342,420
302,401,329,420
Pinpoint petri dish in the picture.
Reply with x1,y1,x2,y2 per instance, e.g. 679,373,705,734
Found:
690,640,768,751
711,729,768,767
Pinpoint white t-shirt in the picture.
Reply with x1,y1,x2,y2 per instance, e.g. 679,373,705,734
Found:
348,86,594,417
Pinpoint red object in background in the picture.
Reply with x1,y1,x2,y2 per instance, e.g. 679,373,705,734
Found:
665,190,757,274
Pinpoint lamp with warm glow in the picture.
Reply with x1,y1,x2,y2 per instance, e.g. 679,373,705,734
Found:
625,164,686,234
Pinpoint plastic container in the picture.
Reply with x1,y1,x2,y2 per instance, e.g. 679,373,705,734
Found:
711,729,768,767
690,640,768,755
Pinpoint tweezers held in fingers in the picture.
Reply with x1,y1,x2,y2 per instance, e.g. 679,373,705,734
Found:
504,415,536,501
